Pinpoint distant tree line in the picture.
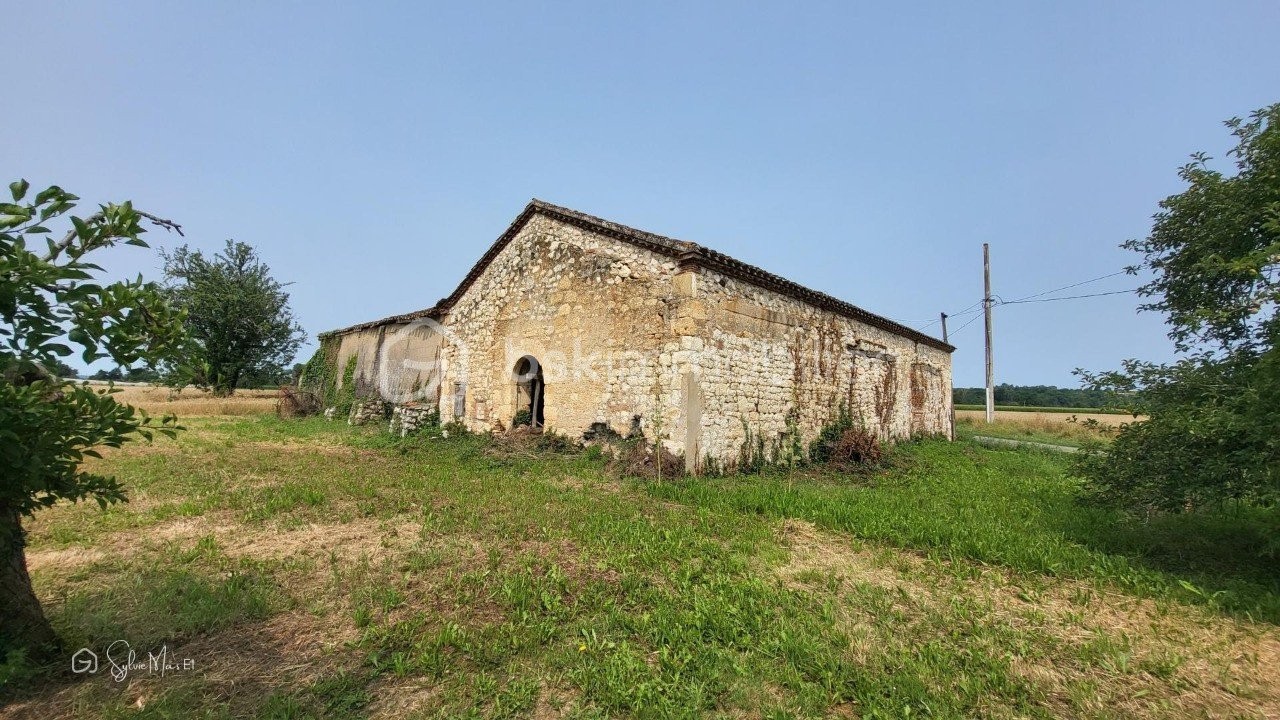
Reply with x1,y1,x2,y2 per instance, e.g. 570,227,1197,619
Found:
82,364,298,387
952,384,1112,408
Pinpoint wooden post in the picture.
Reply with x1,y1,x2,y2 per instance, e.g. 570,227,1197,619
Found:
983,243,995,424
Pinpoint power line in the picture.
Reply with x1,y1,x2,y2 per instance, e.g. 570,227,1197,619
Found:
998,288,1138,305
905,303,983,331
917,270,1133,338
1005,270,1129,303
948,312,983,337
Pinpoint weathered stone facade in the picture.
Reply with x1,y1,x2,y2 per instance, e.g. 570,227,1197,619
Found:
320,201,953,467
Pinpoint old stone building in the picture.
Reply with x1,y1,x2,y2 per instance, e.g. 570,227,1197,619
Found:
317,200,954,468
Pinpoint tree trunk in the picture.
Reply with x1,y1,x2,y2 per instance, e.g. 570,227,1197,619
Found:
0,507,59,658
211,368,239,397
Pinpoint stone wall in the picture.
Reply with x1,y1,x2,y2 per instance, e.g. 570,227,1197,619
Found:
438,214,686,440
667,268,953,466
389,403,439,437
326,213,952,469
348,398,389,426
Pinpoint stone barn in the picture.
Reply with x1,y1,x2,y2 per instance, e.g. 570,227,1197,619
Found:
314,200,953,469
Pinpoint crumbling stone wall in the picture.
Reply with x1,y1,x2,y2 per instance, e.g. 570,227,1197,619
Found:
326,213,952,469
666,266,953,466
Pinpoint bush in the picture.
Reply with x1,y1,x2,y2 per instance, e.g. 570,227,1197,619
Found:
809,405,856,464
512,408,532,427
830,428,882,468
276,385,321,418
610,440,684,480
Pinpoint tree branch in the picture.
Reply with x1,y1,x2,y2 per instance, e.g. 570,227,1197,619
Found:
42,211,184,263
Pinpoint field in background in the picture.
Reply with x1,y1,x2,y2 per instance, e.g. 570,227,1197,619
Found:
955,404,1130,415
957,409,1136,425
7,415,1279,718
82,382,280,417
954,411,1127,447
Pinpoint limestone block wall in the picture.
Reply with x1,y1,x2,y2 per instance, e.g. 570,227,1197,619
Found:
325,212,952,469
671,268,953,465
439,214,688,440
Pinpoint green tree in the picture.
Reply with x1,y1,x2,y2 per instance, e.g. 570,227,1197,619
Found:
161,240,305,396
1,180,189,657
88,367,124,381
50,360,77,379
1076,104,1280,519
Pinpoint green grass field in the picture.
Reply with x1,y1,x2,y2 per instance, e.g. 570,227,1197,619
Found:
5,417,1278,719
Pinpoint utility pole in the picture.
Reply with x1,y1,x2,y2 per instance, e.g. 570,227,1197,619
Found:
983,243,994,424
941,311,954,438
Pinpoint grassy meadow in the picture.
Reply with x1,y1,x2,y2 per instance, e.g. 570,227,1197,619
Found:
3,401,1278,719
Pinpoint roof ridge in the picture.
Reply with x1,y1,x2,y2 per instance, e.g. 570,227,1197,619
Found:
319,202,954,353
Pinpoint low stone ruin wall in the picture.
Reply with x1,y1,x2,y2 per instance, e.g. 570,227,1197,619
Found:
348,399,389,426
389,404,438,437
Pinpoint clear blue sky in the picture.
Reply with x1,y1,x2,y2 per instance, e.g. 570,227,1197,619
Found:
9,2,1278,386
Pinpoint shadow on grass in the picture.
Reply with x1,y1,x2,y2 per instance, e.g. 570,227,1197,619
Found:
646,439,1280,623
1054,498,1280,612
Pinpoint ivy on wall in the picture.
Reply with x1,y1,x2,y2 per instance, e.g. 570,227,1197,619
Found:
298,337,357,415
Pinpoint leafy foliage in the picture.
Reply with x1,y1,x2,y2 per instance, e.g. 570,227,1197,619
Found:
297,341,356,416
161,240,305,396
1076,104,1280,518
1,180,189,517
1,179,190,655
807,403,856,465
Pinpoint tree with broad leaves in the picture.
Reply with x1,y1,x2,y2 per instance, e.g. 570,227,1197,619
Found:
161,240,304,396
1076,104,1280,534
0,179,190,660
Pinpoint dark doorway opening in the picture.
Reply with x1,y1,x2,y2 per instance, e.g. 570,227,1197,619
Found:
513,355,544,428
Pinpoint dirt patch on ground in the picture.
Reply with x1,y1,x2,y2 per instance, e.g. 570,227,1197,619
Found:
27,514,421,582
224,518,423,562
25,546,107,574
2,611,359,720
776,518,924,594
775,519,1280,719
235,440,383,460
363,677,441,719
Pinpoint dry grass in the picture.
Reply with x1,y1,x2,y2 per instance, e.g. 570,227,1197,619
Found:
956,408,1136,427
955,411,1130,445
82,382,280,417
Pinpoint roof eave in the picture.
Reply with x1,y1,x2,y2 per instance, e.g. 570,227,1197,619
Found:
317,200,955,353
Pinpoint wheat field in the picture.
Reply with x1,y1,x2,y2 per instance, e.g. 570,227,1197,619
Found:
84,382,280,417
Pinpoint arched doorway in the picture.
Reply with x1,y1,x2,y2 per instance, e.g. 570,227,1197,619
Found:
512,355,544,428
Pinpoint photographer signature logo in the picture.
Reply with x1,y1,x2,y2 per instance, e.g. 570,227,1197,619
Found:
70,641,195,681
